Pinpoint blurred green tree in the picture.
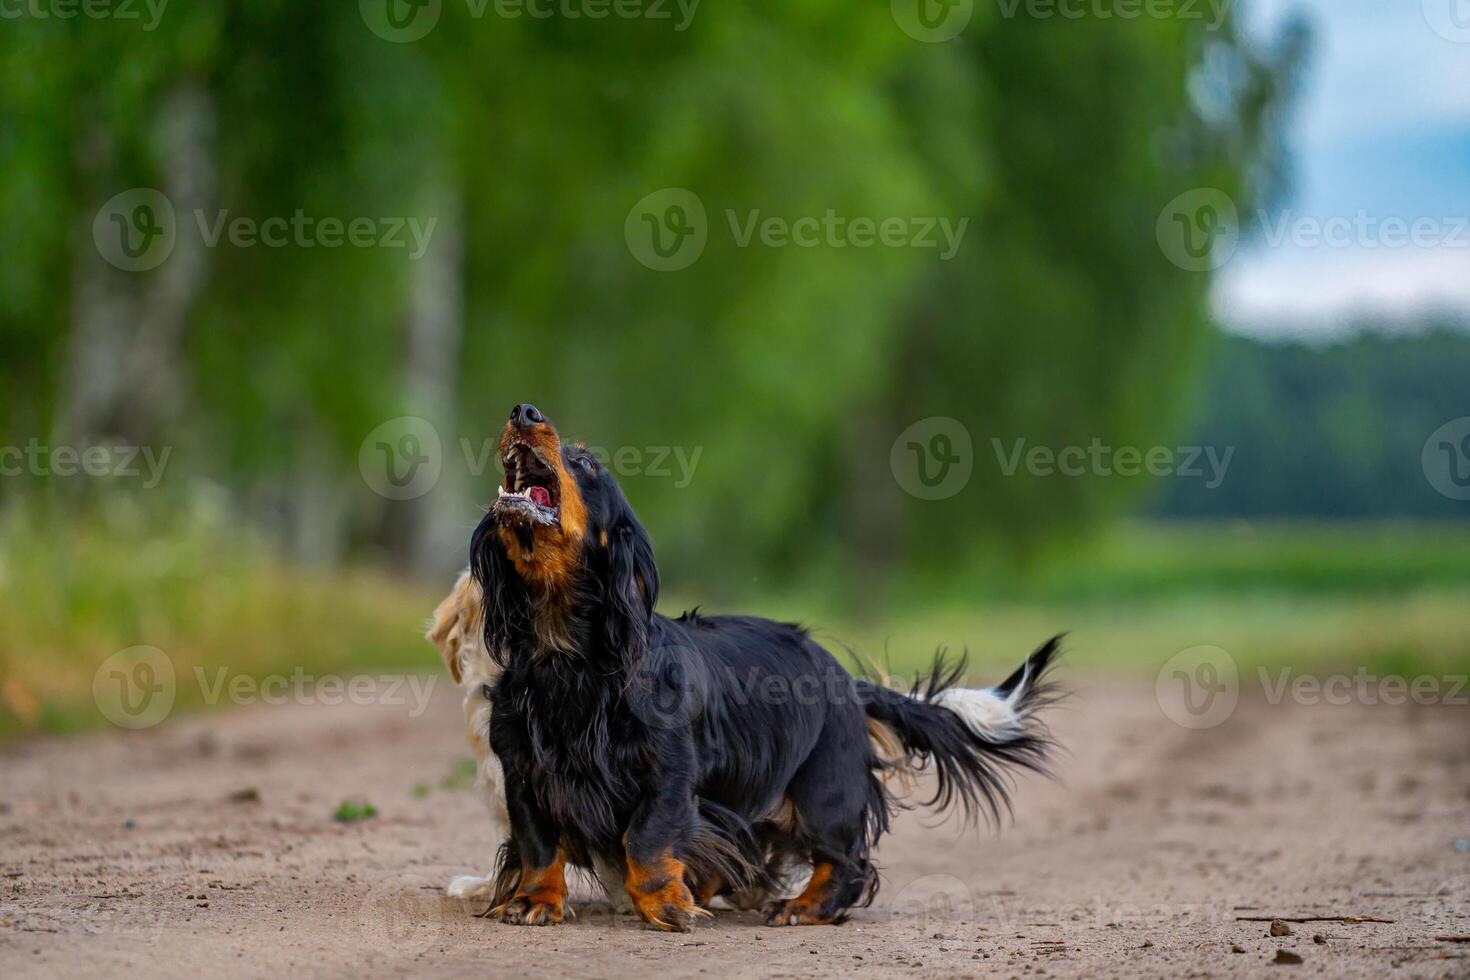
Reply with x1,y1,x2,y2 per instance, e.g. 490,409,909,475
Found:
0,3,1304,599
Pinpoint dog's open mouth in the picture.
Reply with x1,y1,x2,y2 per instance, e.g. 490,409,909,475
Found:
495,441,560,527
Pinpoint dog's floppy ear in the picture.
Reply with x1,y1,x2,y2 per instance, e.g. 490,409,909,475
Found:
425,571,479,684
603,516,659,658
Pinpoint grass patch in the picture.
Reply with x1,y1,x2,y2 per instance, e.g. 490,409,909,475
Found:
0,497,439,739
438,757,478,791
2,505,1465,738
812,590,1470,682
333,799,378,823
687,522,1470,682
915,521,1470,604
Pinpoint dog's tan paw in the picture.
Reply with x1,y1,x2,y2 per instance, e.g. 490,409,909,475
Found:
496,894,566,926
625,850,710,933
634,883,710,933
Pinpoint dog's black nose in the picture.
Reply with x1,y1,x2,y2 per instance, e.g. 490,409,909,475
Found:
510,403,545,428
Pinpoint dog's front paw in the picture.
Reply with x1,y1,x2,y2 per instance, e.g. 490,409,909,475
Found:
496,894,566,926
446,875,497,900
629,878,709,933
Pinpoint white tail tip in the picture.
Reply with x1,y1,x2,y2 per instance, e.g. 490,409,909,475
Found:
926,680,1028,741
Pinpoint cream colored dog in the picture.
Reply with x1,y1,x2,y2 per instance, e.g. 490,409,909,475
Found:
426,569,511,900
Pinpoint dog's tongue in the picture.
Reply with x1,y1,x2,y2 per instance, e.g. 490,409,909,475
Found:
528,485,552,508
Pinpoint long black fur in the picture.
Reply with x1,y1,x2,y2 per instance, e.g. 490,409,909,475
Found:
857,639,1062,824
471,408,1063,930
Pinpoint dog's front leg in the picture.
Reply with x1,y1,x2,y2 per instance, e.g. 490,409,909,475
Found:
491,771,568,926
622,776,708,932
447,709,511,900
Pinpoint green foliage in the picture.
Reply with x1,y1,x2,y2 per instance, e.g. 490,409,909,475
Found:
0,6,1303,591
1156,324,1470,519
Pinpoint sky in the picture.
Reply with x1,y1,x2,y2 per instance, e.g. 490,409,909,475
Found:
1213,0,1470,335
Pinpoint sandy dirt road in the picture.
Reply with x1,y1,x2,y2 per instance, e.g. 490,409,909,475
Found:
1,674,1467,979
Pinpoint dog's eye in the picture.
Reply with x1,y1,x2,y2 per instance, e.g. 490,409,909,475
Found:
575,456,594,471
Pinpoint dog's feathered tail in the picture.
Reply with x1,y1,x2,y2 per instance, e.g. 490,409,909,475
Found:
856,636,1063,825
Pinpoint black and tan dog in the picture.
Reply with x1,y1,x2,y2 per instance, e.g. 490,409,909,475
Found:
472,403,1061,931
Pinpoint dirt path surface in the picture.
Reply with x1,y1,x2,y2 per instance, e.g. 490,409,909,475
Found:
2,676,1466,979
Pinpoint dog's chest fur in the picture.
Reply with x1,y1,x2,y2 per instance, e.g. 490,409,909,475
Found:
493,659,650,848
